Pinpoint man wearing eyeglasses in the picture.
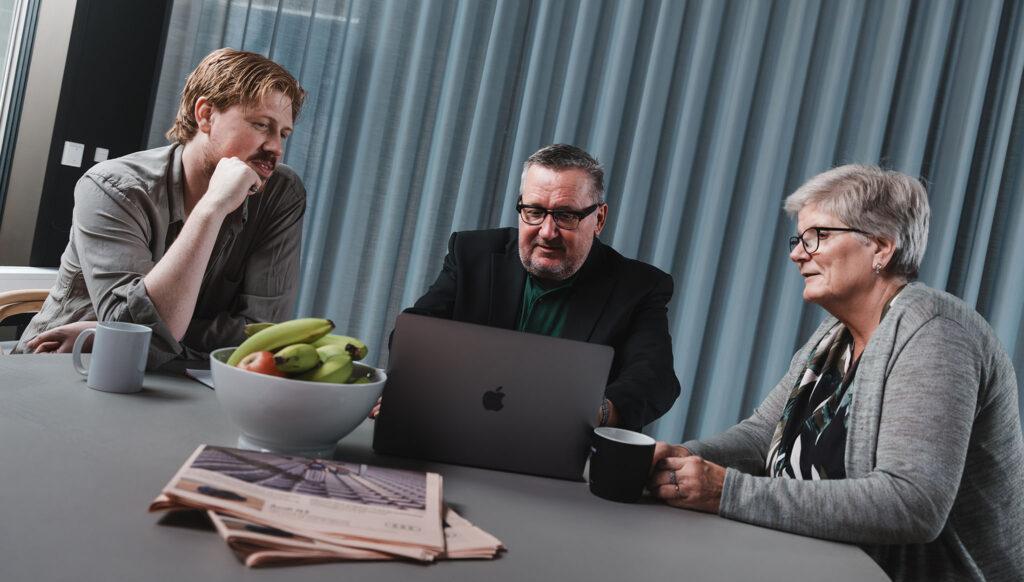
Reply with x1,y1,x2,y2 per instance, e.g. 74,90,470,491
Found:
405,144,680,430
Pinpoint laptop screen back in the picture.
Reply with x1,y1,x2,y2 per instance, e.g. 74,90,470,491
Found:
372,313,613,481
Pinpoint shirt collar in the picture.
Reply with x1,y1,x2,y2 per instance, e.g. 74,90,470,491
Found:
527,272,577,294
168,144,186,226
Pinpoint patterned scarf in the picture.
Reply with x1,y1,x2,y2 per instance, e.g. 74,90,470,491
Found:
765,324,855,477
765,287,906,478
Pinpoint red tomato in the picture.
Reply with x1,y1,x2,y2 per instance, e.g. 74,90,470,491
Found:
237,351,285,377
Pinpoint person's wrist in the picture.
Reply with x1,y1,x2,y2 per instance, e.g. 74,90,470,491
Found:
190,199,229,223
598,399,610,426
605,400,620,428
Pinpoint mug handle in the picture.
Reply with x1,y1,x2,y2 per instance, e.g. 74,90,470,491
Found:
72,328,97,376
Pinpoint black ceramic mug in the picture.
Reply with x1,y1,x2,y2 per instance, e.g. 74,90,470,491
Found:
589,427,656,503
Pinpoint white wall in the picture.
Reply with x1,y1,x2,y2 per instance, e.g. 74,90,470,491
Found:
0,0,77,265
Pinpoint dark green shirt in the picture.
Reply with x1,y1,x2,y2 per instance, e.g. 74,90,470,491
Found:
516,275,576,337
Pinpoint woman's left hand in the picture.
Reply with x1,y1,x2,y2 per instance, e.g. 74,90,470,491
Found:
648,455,727,514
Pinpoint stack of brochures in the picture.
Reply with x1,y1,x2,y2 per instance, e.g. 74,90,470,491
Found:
148,445,505,567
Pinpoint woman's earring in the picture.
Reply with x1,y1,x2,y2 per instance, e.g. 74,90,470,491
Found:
873,263,882,275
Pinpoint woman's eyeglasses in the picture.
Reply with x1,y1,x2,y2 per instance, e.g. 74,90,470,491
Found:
789,226,868,254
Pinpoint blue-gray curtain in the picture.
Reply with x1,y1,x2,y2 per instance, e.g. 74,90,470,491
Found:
149,0,1024,442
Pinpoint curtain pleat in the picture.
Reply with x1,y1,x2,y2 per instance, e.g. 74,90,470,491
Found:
149,0,1024,442
922,1,1003,289
961,1,1024,308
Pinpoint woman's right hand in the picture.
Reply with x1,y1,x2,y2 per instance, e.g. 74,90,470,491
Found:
651,441,692,469
648,454,726,514
24,321,98,353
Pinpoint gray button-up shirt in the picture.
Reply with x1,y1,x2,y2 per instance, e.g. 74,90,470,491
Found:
15,144,305,369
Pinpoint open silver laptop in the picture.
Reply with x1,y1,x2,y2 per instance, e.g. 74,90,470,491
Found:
373,313,613,481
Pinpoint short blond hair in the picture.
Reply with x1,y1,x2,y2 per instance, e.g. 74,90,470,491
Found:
166,48,306,144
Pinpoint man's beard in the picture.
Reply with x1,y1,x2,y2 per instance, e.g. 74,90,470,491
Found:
519,243,584,282
200,140,220,178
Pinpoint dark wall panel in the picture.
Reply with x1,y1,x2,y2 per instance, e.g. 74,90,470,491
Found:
30,0,172,266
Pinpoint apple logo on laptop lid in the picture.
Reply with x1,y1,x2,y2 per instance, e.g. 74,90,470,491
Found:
482,386,505,411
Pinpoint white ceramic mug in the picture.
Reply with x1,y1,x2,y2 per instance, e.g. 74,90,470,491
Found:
72,322,152,393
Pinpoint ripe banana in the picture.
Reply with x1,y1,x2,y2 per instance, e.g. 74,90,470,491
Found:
227,318,334,367
296,353,353,383
311,334,369,361
314,343,348,362
273,343,320,374
244,322,276,337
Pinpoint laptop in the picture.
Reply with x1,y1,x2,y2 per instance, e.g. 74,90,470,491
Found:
373,313,614,481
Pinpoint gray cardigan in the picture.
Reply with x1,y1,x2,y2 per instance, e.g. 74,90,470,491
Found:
684,283,1024,581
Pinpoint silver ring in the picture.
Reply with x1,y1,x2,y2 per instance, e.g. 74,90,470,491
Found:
668,470,677,485
249,184,259,193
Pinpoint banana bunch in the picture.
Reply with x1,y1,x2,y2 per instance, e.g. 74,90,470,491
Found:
231,319,371,384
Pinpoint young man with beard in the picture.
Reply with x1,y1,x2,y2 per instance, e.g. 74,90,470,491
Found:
404,144,680,430
16,48,307,369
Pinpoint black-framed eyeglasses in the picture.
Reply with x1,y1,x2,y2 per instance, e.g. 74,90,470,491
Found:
789,226,868,254
515,198,601,230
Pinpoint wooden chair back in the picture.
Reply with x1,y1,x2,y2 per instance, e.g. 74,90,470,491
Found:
0,289,48,354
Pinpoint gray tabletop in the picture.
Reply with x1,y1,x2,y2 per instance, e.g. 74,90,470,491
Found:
0,355,887,582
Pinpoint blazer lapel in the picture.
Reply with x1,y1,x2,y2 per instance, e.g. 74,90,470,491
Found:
562,239,615,342
489,236,526,330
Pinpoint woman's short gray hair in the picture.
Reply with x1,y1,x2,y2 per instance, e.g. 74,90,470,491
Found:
784,164,930,280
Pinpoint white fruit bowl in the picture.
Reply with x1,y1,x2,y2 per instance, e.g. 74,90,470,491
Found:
209,347,385,458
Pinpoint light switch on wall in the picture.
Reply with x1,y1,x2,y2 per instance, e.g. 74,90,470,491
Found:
60,141,84,167
94,147,109,162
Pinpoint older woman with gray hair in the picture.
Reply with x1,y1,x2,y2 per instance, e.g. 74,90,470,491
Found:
648,165,1024,581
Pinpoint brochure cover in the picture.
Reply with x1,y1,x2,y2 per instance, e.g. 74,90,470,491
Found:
152,445,445,559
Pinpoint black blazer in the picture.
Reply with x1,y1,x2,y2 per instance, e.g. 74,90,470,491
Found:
406,228,680,430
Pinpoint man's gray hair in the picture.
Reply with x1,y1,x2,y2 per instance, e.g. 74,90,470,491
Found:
784,164,930,280
520,144,605,204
